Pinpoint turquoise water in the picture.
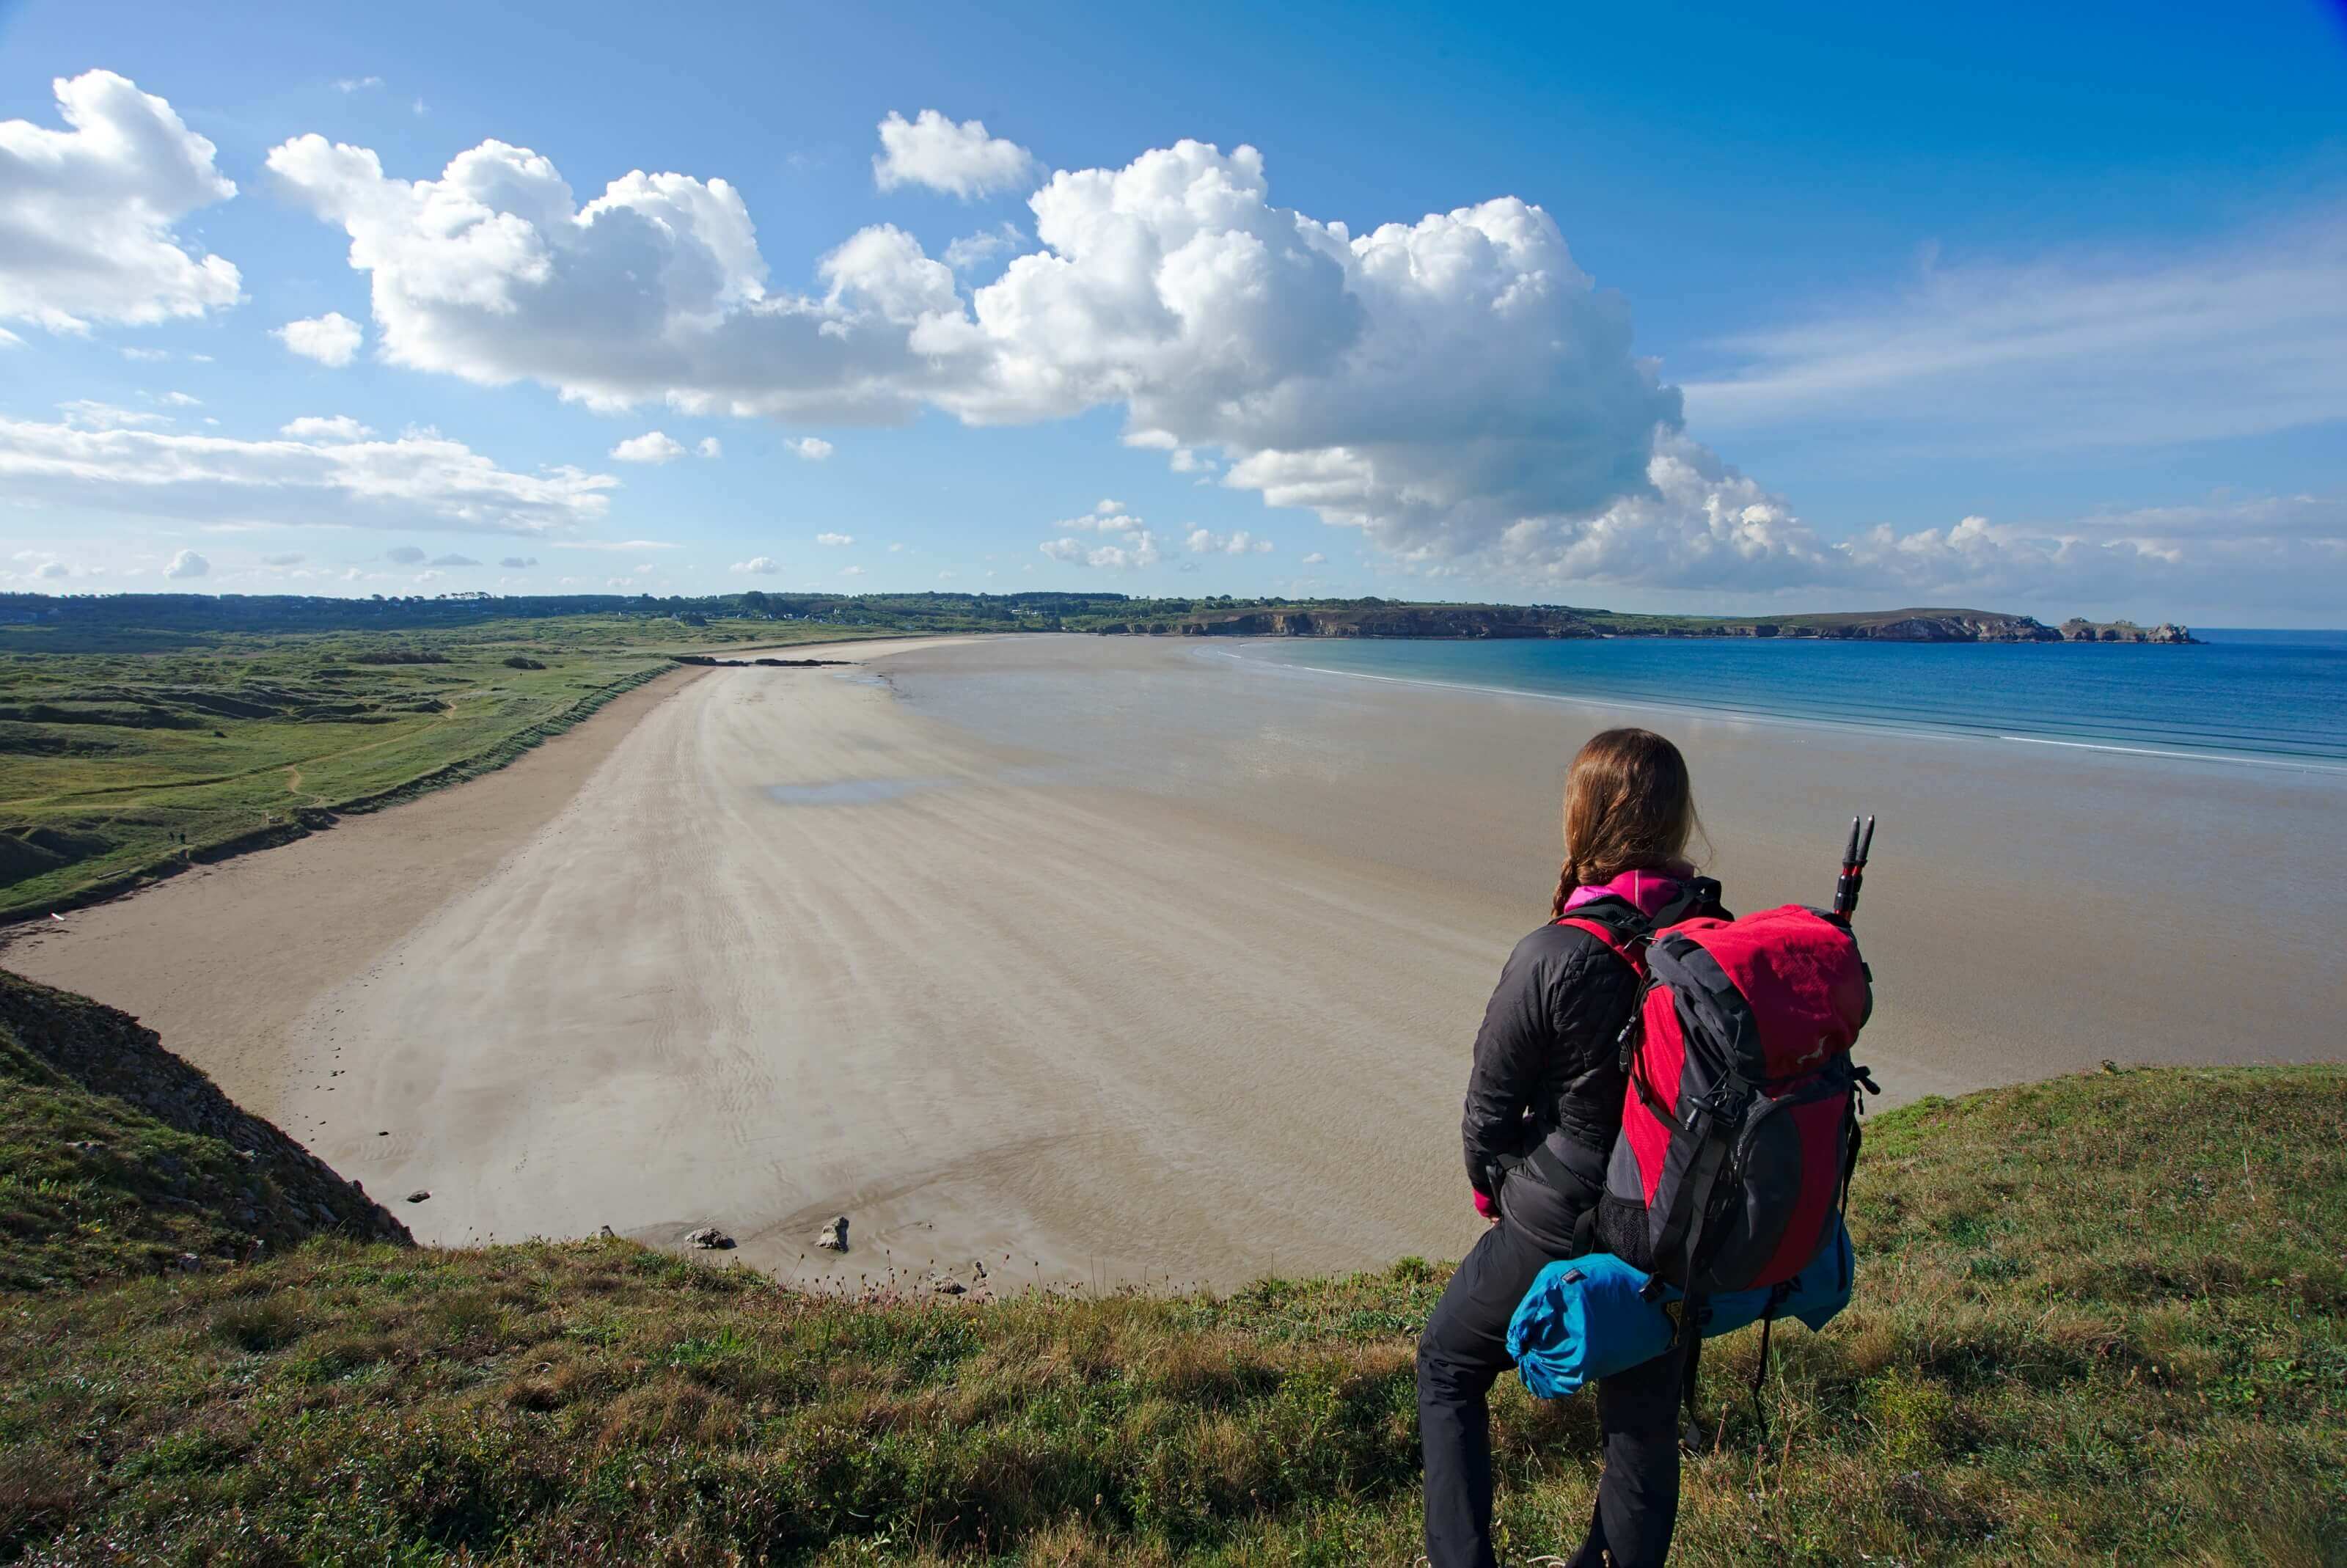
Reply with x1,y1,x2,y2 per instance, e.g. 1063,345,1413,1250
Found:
1240,629,2347,770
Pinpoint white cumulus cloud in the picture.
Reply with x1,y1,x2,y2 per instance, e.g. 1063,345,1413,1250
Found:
1041,529,1163,570
0,417,618,535
873,110,1036,199
1478,433,2347,619
1186,527,1273,556
247,110,2345,610
814,531,853,546
263,127,1674,571
1057,499,1143,533
164,548,208,579
280,414,373,440
275,311,364,366
784,436,832,461
696,436,722,458
944,221,1024,271
0,71,241,334
1301,551,1327,565
263,130,907,421
731,555,780,574
609,430,685,463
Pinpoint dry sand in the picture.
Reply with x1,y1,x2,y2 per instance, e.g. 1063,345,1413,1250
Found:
12,634,2341,1289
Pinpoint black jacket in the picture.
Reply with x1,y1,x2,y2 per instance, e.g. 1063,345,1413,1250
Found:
1461,884,1725,1254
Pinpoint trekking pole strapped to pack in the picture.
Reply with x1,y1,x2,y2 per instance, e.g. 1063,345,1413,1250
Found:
1833,813,1875,920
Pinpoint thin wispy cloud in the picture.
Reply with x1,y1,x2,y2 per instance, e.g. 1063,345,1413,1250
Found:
0,416,615,534
1680,208,2347,450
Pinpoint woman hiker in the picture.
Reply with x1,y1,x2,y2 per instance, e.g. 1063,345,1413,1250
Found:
1417,727,1724,1568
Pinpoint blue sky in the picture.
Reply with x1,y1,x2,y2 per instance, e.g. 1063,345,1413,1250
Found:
2,0,2343,623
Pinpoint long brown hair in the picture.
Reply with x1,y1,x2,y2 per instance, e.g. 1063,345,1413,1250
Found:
1550,728,1702,918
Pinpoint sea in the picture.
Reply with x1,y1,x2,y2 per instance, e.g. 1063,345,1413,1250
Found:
1237,629,2347,773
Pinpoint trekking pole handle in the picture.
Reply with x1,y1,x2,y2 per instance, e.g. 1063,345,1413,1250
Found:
1832,813,1875,920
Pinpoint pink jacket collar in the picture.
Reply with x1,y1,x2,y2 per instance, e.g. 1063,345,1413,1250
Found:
1561,864,1696,919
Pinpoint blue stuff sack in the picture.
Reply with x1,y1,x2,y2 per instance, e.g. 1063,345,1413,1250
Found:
1506,1220,1855,1400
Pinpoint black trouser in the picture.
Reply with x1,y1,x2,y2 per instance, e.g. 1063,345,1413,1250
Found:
1417,1217,1687,1568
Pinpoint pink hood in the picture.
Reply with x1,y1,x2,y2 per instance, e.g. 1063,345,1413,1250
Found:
1561,864,1697,920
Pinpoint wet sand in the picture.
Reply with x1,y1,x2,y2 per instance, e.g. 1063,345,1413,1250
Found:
12,634,2341,1289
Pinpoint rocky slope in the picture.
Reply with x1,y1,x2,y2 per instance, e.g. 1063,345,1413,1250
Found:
0,969,409,1289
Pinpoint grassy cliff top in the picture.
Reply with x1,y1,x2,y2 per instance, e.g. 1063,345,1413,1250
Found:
1,997,2337,1564
0,970,410,1292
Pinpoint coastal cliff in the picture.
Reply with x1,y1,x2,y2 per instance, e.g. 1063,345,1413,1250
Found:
0,970,409,1290
1096,604,1597,639
1092,602,2197,644
1650,609,2198,643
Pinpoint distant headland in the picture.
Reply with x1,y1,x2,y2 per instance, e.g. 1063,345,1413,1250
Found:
1087,603,2198,644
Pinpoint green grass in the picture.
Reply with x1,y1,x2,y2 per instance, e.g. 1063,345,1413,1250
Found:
0,970,409,1292
0,615,900,921
0,1061,2337,1565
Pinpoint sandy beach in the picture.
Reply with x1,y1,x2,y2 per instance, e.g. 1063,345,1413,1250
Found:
12,634,2342,1289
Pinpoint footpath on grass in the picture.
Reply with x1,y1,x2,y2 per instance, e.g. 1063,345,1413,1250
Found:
0,967,2339,1564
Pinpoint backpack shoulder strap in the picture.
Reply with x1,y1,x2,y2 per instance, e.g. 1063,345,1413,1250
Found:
1651,875,1727,931
1554,898,1652,976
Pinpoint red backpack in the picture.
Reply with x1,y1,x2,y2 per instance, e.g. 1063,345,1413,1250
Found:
1559,887,1876,1323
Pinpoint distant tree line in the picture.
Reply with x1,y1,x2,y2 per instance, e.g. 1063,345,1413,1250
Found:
0,590,1427,637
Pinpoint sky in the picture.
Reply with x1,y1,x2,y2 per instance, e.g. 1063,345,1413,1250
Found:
1,0,2343,624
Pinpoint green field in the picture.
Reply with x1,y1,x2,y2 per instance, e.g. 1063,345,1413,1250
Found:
0,614,907,923
0,960,2337,1564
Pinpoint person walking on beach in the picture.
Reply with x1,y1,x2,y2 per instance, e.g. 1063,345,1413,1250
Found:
1418,728,1722,1568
